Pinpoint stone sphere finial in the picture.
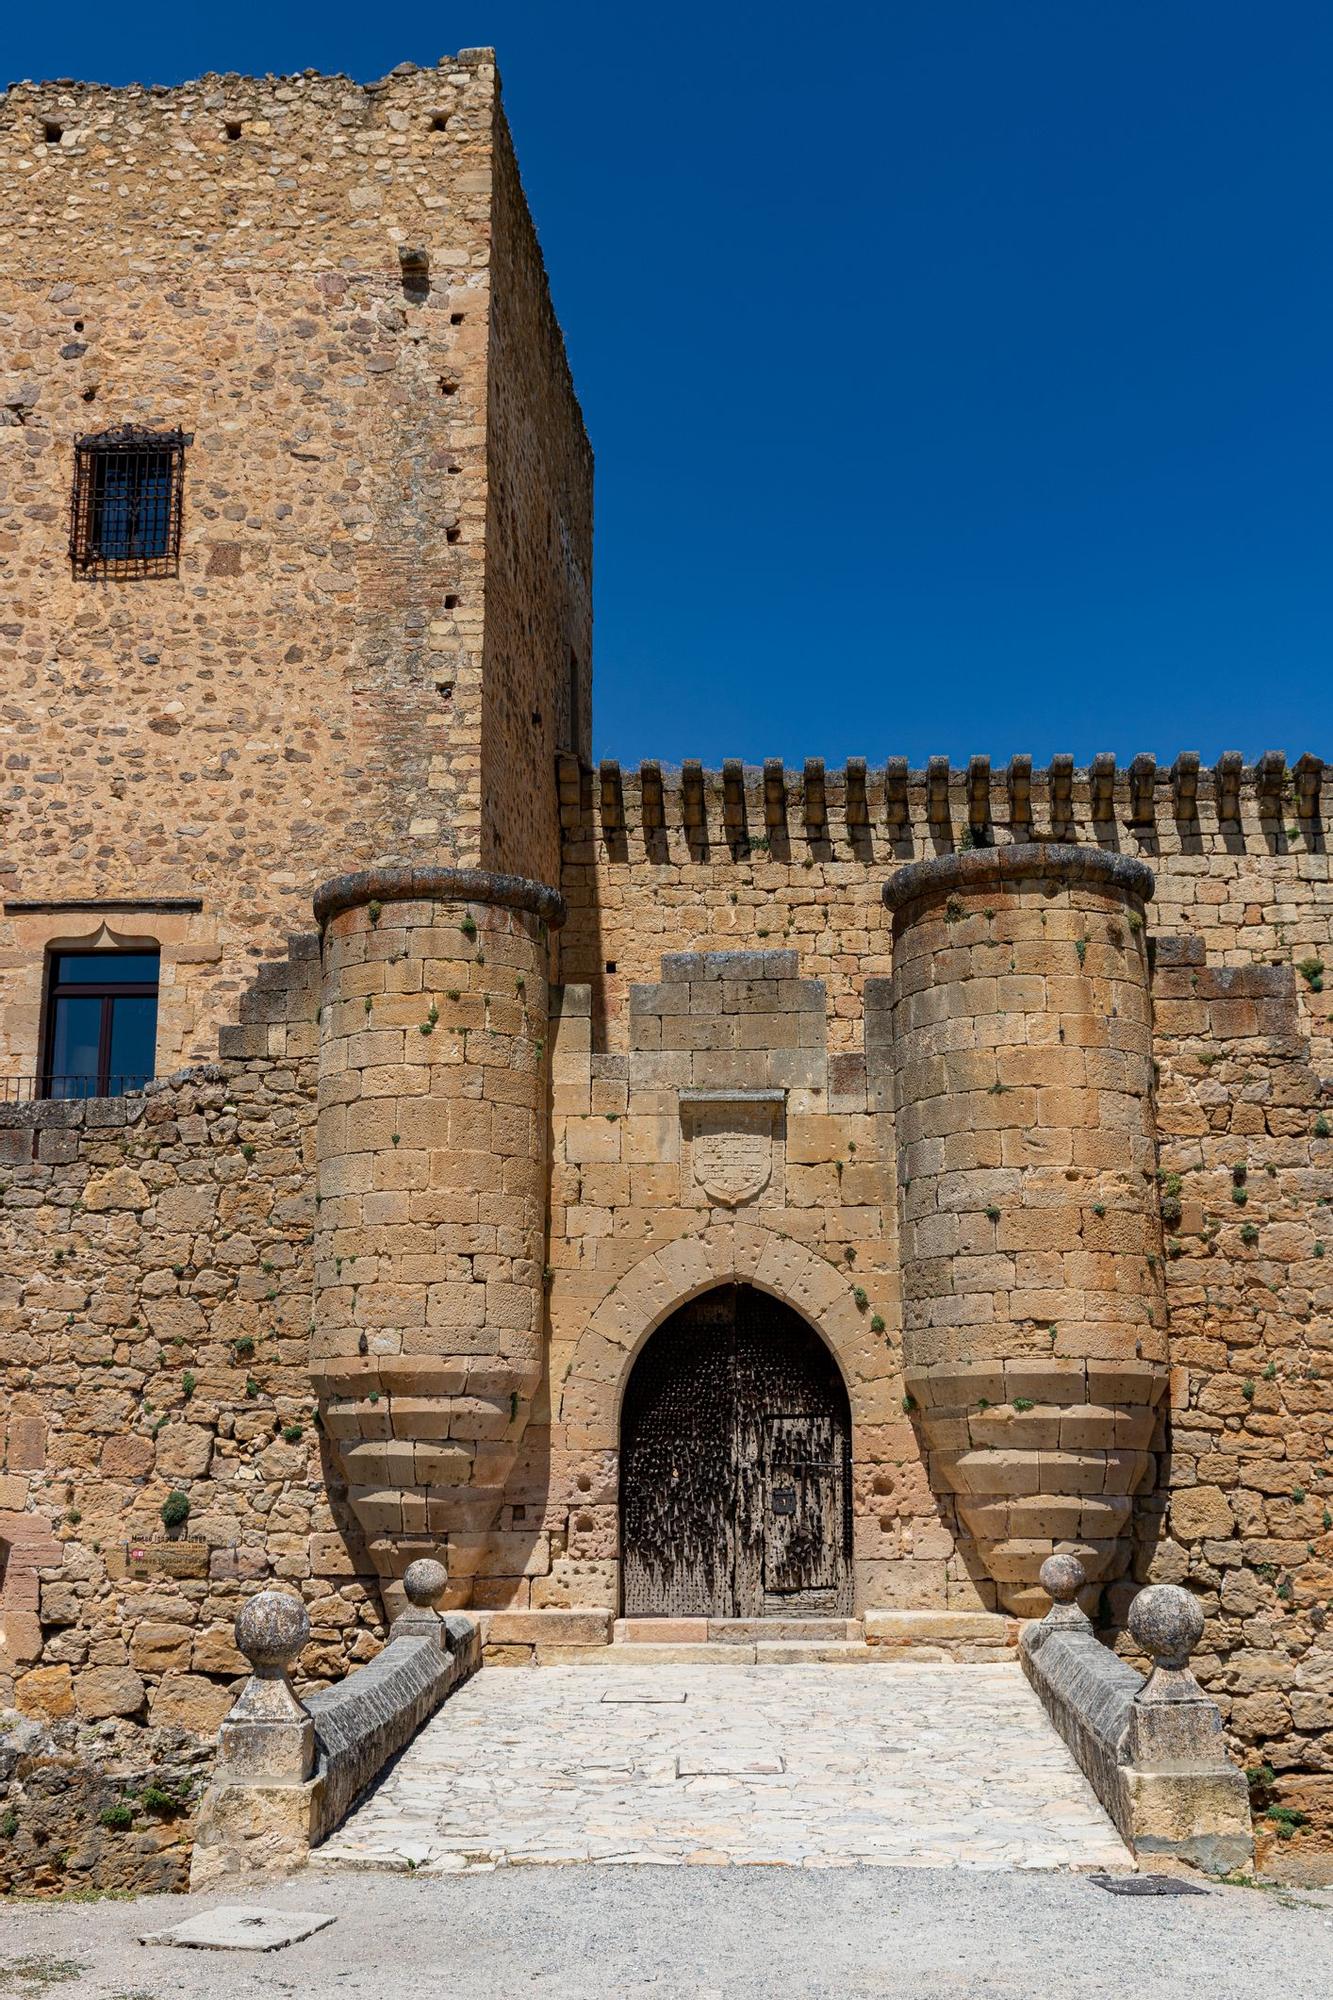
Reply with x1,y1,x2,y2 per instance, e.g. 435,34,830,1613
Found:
1039,1553,1087,1606
234,1589,310,1673
402,1557,448,1611
1128,1583,1204,1670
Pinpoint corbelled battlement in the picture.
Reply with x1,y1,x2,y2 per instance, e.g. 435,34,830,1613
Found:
561,749,1326,851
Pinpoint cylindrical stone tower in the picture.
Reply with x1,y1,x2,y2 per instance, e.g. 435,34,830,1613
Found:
310,866,562,1614
883,845,1167,1615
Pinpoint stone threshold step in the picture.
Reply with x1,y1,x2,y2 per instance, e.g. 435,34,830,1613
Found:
528,1641,1019,1668
476,1608,1021,1665
534,1643,857,1666
615,1617,863,1645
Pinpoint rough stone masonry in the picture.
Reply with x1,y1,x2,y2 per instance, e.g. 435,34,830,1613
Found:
0,50,1329,1891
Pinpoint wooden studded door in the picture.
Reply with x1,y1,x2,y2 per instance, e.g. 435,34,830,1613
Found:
619,1284,852,1617
762,1416,841,1596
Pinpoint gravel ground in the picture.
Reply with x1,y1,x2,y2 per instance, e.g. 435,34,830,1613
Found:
3,1865,1333,2000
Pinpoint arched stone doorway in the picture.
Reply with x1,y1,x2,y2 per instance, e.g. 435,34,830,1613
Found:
620,1283,852,1618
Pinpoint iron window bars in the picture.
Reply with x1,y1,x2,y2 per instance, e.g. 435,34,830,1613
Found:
69,426,189,578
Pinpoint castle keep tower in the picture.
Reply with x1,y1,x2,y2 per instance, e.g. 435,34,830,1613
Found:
0,54,591,1620
0,53,591,1075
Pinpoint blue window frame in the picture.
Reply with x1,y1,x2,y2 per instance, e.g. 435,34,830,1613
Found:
70,428,188,578
42,951,159,1099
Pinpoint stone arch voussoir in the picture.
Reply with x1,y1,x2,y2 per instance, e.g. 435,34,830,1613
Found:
560,1223,880,1451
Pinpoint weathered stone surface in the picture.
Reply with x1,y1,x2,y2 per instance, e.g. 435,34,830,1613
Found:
485,1610,615,1647
1021,1588,1252,1874
1037,1556,1086,1606
0,40,1327,1891
131,1623,195,1675
316,1660,1130,1873
1128,1583,1205,1671
235,1590,310,1672
614,1617,710,1645
14,1665,74,1720
402,1558,449,1609
140,1904,336,1953
149,1675,236,1736
1170,1485,1235,1543
0,1705,205,1897
81,1167,150,1212
75,1667,147,1721
189,1777,322,1892
864,1610,1015,1648
154,1425,215,1481
99,1435,156,1479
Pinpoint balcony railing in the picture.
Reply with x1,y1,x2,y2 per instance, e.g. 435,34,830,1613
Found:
0,1074,151,1103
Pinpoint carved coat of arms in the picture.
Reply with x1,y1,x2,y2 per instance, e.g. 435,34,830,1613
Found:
683,1094,781,1207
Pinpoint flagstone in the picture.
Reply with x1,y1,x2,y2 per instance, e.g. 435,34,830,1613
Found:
315,1661,1131,1875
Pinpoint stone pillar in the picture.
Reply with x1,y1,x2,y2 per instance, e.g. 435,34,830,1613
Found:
883,845,1167,1615
311,866,563,1614
1036,1551,1093,1634
189,1590,317,1888
1022,1556,1253,1872
1123,1583,1253,1871
214,1590,314,1784
389,1556,451,1644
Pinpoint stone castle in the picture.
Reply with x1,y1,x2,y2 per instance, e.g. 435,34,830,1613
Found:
0,51,1330,1877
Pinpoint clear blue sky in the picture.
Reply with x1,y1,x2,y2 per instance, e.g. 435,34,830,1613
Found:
13,3,1333,767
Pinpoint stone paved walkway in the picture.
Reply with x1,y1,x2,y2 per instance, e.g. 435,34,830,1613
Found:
316,1662,1132,1873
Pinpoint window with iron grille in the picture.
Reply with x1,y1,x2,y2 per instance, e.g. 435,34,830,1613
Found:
69,426,189,578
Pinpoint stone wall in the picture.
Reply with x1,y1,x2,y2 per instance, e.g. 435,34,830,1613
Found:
537,948,901,1616
559,755,1331,1050
555,754,1332,1863
0,53,588,1081
1149,939,1333,1865
0,934,388,1745
480,112,594,885
0,748,1329,1872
